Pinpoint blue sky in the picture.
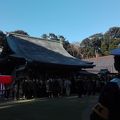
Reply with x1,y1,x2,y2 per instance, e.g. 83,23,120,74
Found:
0,0,120,43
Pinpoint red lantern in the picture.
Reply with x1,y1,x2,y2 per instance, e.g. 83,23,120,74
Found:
0,75,13,85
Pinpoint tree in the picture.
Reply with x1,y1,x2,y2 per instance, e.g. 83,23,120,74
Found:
48,33,58,40
62,40,70,50
58,35,65,42
11,30,29,36
80,27,120,58
41,34,48,39
0,30,5,46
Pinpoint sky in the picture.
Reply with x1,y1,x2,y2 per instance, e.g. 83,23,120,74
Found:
0,0,120,43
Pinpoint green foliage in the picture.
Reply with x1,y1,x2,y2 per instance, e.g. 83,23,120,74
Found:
0,30,6,46
49,33,58,40
11,30,29,36
8,27,120,59
80,27,120,58
41,34,48,39
41,33,82,59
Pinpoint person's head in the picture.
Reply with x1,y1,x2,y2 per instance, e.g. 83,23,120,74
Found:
110,78,120,89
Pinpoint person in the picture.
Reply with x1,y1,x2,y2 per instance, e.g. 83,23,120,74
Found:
76,79,84,98
46,79,53,98
0,83,5,98
90,74,120,120
64,79,71,96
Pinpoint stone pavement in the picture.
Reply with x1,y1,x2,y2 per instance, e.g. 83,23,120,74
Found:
82,95,98,120
0,95,98,120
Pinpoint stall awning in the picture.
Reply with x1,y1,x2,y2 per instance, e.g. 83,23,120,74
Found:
0,75,13,85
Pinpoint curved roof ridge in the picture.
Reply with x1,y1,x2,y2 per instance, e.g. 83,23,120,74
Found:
8,32,61,43
7,33,74,59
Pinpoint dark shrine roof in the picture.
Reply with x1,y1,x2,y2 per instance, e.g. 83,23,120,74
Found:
6,33,94,68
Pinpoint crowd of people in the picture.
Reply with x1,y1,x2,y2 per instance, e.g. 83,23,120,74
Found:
0,77,106,100
1,74,119,120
